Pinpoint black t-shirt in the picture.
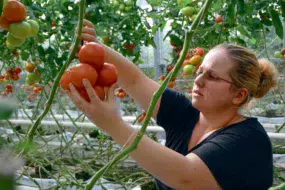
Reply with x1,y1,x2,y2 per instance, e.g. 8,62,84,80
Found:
155,88,273,190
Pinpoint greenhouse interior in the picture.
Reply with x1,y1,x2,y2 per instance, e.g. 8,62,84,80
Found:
0,0,285,189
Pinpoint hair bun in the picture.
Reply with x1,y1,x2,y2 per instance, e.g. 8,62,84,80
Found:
254,58,279,98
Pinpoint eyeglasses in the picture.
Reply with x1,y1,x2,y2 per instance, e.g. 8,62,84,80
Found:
194,68,234,84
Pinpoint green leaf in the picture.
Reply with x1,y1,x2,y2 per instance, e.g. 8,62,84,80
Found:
151,26,159,35
227,1,236,27
236,25,251,39
146,35,156,48
250,38,257,45
144,21,151,30
270,8,283,39
237,0,245,14
37,45,45,56
212,0,222,12
177,0,193,8
21,51,30,61
169,34,183,47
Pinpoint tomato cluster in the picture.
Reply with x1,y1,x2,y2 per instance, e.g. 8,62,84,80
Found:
181,6,199,21
0,0,39,49
0,67,22,83
181,47,204,75
157,47,204,90
60,42,118,103
112,0,133,13
123,43,136,52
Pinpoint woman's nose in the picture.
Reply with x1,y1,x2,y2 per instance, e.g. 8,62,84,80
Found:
194,73,205,87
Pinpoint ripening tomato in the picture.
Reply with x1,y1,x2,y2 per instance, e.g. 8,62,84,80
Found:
0,16,11,30
78,42,105,72
189,55,202,66
12,74,19,81
6,84,12,89
25,62,36,73
60,71,72,90
194,47,204,57
138,112,146,123
96,63,118,86
215,15,223,23
14,67,22,74
68,63,98,89
3,0,26,22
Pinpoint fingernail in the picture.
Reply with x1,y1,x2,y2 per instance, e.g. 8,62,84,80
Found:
83,79,87,86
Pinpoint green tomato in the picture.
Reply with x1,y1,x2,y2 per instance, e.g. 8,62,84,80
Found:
177,0,183,7
9,21,31,39
27,19,39,37
191,14,197,21
183,65,196,75
171,22,178,29
26,72,41,84
274,51,283,59
5,41,16,50
125,0,132,6
7,32,25,47
119,4,125,11
124,6,131,12
113,0,120,7
181,6,195,17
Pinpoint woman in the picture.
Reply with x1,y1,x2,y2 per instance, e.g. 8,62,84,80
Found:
66,20,278,189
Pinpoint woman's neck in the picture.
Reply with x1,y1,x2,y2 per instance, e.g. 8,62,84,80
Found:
198,112,245,132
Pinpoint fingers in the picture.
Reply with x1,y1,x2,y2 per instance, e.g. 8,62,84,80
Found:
76,27,95,36
66,83,87,111
74,19,98,43
83,79,100,103
80,34,96,43
105,83,119,103
83,19,95,28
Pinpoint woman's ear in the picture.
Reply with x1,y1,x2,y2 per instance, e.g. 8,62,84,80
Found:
232,88,248,106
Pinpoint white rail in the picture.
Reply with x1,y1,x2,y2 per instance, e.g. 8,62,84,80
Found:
1,118,285,140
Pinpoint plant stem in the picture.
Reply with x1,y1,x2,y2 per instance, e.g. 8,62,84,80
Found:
25,0,86,151
0,0,3,16
84,0,213,189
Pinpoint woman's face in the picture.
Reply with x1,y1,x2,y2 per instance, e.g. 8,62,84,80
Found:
191,48,238,112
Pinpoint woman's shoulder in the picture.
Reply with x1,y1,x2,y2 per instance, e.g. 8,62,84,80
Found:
215,116,271,148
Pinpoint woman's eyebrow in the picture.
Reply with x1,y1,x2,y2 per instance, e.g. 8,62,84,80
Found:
198,66,218,74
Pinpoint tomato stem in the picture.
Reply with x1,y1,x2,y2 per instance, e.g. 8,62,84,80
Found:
84,0,213,189
24,0,86,152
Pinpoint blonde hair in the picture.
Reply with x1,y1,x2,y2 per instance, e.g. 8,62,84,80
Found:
214,43,279,108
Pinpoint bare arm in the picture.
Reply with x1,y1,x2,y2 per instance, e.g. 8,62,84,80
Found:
102,43,162,120
104,119,221,189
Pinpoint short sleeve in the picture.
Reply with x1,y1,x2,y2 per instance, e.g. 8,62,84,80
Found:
156,88,199,133
192,128,273,190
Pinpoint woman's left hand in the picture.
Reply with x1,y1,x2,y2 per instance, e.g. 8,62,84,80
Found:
66,79,122,130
